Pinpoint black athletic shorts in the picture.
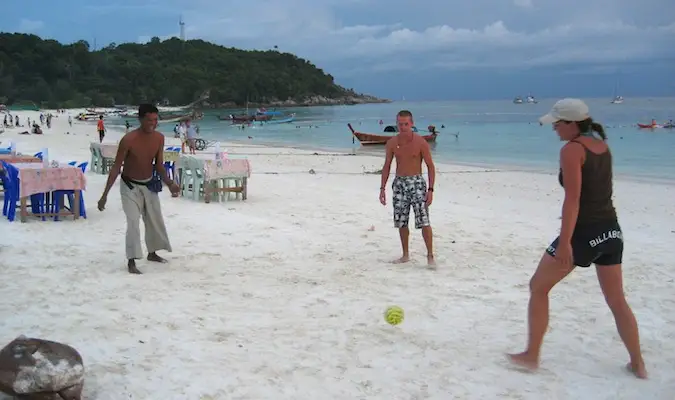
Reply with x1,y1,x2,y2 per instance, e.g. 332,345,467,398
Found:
546,219,623,267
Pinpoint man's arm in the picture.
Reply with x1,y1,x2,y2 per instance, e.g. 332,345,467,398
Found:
380,141,395,190
153,134,174,186
421,141,435,190
101,137,129,198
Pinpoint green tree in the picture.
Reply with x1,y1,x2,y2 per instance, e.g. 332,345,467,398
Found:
0,33,383,107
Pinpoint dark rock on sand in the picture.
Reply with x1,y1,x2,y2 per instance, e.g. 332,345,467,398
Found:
0,336,84,399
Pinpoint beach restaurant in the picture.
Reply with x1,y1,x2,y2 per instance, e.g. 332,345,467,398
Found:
1,142,252,223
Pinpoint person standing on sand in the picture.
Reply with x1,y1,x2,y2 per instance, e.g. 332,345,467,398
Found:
379,110,436,266
507,99,647,379
185,119,197,155
97,104,181,275
178,122,188,154
97,115,106,143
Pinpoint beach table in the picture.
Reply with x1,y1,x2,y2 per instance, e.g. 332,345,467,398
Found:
92,142,180,178
98,143,118,158
179,155,251,203
90,142,116,174
0,155,41,195
11,163,86,222
0,154,41,171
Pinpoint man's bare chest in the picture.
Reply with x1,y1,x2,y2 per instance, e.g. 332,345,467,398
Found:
126,141,160,163
393,142,422,161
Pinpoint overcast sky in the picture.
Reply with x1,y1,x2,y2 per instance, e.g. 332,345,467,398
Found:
2,0,674,100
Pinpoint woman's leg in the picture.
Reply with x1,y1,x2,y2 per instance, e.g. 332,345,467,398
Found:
595,264,647,379
507,252,575,370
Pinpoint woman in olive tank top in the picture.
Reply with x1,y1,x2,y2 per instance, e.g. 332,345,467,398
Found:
507,99,647,379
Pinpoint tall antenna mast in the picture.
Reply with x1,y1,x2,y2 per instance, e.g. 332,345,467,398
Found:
179,15,186,42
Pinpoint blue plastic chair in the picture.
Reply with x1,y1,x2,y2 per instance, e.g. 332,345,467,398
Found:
163,149,181,182
0,161,46,222
1,162,13,218
51,162,88,220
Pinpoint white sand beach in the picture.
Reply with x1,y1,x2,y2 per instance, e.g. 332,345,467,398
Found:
1,110,674,399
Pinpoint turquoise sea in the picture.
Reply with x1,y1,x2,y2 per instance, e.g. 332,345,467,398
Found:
114,97,675,181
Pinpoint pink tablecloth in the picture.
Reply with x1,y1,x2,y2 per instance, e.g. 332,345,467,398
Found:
203,158,251,180
11,163,87,197
0,155,41,170
99,143,118,158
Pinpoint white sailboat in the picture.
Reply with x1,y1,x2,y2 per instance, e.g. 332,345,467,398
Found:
610,73,623,104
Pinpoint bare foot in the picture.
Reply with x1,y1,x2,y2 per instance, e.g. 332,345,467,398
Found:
391,255,410,264
427,255,436,269
128,260,142,275
626,362,648,379
147,252,168,263
505,352,539,372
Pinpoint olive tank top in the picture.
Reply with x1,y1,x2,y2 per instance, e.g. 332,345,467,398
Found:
558,140,617,224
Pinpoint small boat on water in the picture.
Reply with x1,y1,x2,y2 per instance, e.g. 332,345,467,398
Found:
637,117,675,129
221,113,273,123
637,121,674,129
513,95,537,104
348,123,438,145
611,96,624,104
265,114,295,124
248,113,296,125
256,108,284,116
76,112,101,121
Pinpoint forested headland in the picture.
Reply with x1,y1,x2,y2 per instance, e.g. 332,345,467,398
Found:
0,33,388,109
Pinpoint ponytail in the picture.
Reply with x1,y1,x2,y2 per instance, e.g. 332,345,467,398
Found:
576,118,607,140
590,120,606,140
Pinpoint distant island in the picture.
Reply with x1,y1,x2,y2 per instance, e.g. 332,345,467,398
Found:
0,33,390,109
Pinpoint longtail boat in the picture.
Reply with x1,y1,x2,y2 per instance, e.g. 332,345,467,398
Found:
254,114,273,121
265,114,295,124
348,123,438,145
218,113,273,123
229,114,254,122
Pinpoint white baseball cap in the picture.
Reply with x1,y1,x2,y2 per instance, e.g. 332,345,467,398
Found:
539,98,590,124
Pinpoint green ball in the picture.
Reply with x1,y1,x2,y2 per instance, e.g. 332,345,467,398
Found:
384,306,404,325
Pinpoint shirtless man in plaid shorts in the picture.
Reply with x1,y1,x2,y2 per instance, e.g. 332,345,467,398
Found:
379,110,436,267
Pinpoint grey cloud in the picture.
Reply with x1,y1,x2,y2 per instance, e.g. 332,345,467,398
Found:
143,0,675,77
